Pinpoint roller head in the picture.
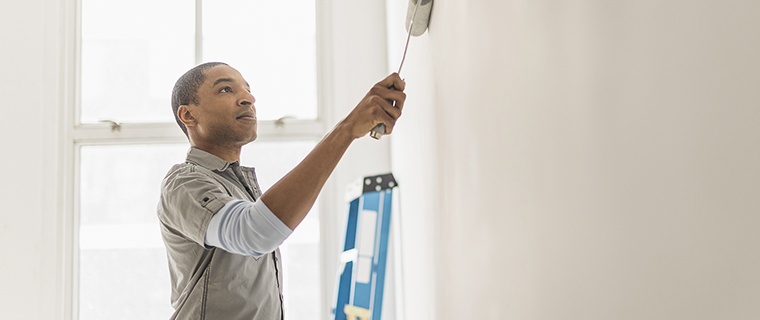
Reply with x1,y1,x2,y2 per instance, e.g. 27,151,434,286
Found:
405,0,433,37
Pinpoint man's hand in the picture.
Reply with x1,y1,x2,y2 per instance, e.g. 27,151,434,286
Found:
342,73,406,139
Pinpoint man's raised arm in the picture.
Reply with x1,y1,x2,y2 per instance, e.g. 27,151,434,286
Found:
259,73,406,230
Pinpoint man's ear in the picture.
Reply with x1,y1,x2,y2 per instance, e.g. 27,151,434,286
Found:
177,105,197,128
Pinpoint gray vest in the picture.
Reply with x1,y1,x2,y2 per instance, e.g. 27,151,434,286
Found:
158,147,283,320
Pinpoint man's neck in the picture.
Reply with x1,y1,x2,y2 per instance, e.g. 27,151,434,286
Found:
192,141,242,163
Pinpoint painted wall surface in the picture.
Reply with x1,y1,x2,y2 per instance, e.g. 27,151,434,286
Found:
0,0,63,318
390,0,760,319
386,1,438,320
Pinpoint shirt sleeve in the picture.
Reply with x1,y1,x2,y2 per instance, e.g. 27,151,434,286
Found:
158,168,236,246
204,199,294,257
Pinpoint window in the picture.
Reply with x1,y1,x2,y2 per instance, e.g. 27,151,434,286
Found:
78,144,187,319
69,0,326,319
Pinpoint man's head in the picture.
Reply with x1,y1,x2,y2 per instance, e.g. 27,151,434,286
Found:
171,62,258,148
171,62,228,136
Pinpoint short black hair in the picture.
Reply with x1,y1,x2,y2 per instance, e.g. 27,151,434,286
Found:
171,62,229,137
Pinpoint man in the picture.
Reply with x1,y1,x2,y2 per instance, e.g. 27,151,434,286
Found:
157,62,405,319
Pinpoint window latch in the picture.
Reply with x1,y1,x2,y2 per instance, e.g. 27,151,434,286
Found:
274,116,295,128
98,119,122,132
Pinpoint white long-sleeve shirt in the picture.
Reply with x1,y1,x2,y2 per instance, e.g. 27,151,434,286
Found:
204,199,293,257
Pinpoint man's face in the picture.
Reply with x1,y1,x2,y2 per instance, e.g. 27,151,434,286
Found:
190,65,258,147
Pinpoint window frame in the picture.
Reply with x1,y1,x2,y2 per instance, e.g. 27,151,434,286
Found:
60,0,336,319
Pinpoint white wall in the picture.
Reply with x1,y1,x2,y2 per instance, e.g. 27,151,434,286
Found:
0,0,64,318
390,0,760,319
386,1,438,319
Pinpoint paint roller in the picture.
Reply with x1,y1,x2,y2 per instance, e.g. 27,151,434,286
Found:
369,0,433,140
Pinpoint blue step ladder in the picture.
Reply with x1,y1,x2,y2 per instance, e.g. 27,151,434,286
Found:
332,173,399,320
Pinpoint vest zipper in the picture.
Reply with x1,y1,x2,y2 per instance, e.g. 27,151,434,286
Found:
272,251,285,320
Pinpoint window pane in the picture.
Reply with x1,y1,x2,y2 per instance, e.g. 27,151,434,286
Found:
80,0,195,124
79,142,320,319
241,140,321,320
79,143,189,320
203,0,318,121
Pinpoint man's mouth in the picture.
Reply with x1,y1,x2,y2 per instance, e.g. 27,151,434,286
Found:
236,112,257,121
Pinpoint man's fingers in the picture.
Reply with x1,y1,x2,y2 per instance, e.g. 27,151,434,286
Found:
380,96,402,120
370,85,406,112
392,90,405,112
375,72,407,113
376,73,406,92
367,95,402,120
392,74,406,91
363,94,401,135
373,107,398,134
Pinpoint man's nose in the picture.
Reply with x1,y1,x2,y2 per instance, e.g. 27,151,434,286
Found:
239,93,256,107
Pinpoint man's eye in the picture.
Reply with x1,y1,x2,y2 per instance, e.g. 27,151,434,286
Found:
220,87,232,93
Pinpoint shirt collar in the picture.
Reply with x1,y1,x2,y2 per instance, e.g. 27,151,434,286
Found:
185,147,238,172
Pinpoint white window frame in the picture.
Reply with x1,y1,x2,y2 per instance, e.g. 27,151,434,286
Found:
58,0,338,319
